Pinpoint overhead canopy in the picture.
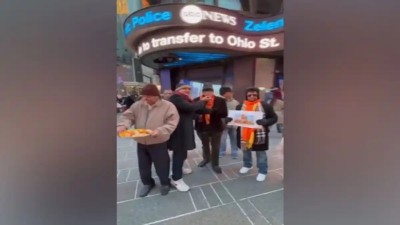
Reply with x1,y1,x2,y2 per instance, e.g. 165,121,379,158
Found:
124,3,284,69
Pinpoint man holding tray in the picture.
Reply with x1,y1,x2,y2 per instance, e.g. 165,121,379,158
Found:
117,84,179,197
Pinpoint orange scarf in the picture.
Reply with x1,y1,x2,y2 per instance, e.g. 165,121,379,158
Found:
242,100,260,148
200,95,215,125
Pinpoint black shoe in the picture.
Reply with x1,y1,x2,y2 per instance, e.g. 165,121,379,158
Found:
160,185,170,196
212,166,222,174
139,184,155,198
198,160,209,167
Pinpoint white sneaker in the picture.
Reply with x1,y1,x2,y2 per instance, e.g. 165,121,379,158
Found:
239,167,253,174
171,179,190,192
256,173,267,182
183,167,193,175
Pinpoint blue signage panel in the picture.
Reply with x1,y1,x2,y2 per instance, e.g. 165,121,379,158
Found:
124,11,172,35
123,4,284,38
244,18,284,32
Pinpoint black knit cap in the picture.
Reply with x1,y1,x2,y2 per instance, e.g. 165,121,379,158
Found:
175,83,191,91
202,83,214,92
141,84,160,96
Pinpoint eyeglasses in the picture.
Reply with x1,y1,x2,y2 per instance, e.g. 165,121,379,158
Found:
247,94,258,97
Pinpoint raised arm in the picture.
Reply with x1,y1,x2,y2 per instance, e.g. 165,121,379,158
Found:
170,94,206,113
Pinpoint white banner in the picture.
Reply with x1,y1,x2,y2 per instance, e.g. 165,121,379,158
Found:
227,110,263,129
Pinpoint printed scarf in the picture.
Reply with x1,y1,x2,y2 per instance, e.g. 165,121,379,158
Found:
241,100,266,150
199,95,215,125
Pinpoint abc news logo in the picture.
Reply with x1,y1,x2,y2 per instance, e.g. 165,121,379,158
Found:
180,5,236,26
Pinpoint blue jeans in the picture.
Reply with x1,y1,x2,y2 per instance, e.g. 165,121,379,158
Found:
220,126,238,157
243,150,268,174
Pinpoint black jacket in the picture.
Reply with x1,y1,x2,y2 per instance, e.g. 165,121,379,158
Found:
167,94,206,151
123,96,135,109
194,96,228,132
236,102,278,151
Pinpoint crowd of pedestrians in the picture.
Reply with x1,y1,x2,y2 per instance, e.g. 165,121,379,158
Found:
117,83,283,197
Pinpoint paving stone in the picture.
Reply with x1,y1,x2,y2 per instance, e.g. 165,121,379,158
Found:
117,191,195,225
125,151,137,160
117,125,284,225
193,161,230,181
219,156,282,179
268,156,283,171
126,168,140,182
200,185,222,207
181,165,219,187
117,152,126,160
189,187,209,211
118,170,129,183
210,182,234,204
117,137,133,147
223,172,283,201
219,153,243,165
117,159,136,170
220,164,241,179
152,203,252,225
273,168,284,177
238,200,271,225
117,181,137,202
249,190,283,225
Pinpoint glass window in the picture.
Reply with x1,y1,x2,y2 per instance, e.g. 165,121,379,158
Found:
212,84,222,96
189,81,204,99
188,0,215,5
128,0,143,12
218,0,242,11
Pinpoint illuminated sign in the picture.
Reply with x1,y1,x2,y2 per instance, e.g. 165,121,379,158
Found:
136,30,283,56
244,18,284,32
123,3,284,68
124,4,284,38
180,4,237,26
124,11,172,35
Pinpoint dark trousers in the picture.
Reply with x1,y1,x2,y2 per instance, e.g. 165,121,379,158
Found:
137,142,170,186
197,131,222,166
277,123,284,134
171,148,188,181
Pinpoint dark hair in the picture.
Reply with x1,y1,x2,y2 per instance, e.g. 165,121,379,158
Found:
219,86,232,96
245,87,260,94
245,87,260,99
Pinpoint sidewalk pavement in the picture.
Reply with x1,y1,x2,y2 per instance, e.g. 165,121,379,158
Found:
117,130,283,225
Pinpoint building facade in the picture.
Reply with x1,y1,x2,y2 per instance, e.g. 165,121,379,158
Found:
121,0,284,100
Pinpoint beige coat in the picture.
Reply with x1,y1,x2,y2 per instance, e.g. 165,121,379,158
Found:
117,99,179,145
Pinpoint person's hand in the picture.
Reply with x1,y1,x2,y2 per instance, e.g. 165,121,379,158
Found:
225,117,233,123
256,119,267,126
150,129,159,138
117,126,127,133
200,96,211,101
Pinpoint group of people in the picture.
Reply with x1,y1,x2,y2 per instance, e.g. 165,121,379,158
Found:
117,92,139,111
117,83,279,197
